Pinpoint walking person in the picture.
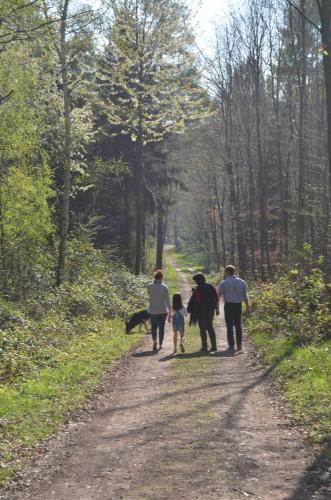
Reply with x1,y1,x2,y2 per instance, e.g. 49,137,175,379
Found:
147,270,171,352
218,265,250,354
172,293,187,354
187,272,219,353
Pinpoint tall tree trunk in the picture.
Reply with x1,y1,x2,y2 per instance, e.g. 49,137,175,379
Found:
246,136,256,274
272,43,287,264
296,0,308,254
156,204,164,269
215,184,226,268
318,0,331,202
318,0,331,269
208,195,220,271
56,0,71,286
236,177,247,277
253,58,269,278
122,176,131,266
134,134,144,275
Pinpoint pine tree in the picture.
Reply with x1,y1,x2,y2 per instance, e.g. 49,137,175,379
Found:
98,0,209,273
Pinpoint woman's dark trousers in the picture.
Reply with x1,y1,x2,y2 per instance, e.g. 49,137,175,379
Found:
150,313,168,346
197,310,217,351
224,302,242,349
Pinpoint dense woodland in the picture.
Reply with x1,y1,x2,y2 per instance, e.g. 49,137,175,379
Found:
0,0,331,292
0,0,209,297
170,0,331,278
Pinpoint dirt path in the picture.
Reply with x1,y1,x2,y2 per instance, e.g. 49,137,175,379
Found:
4,268,327,499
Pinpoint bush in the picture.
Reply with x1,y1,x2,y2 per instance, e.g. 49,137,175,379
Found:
0,234,149,384
248,267,330,345
247,266,331,441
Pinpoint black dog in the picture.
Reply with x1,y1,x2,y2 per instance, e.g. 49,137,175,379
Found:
125,309,150,334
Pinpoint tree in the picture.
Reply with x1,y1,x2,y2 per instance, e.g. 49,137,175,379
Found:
0,164,55,297
287,0,331,201
41,0,96,285
98,0,208,274
168,0,329,276
317,1,331,236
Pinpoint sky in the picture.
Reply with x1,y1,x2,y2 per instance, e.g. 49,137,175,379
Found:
84,0,245,53
191,0,245,53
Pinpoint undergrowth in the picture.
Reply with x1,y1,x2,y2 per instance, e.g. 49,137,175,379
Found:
247,267,331,443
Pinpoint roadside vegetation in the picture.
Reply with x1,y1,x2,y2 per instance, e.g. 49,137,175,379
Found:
0,232,148,485
247,264,330,444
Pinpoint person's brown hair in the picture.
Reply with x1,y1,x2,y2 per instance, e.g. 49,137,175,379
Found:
172,293,183,311
154,269,163,280
225,265,235,275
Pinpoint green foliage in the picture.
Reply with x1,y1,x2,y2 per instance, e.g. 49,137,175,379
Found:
0,163,55,297
0,236,148,384
247,268,331,441
99,0,209,145
248,267,330,344
0,44,40,164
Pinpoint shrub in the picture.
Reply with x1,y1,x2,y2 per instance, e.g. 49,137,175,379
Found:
248,267,330,345
0,232,149,383
247,266,331,441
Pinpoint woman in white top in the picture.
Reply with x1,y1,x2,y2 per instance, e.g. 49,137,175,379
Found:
147,269,171,352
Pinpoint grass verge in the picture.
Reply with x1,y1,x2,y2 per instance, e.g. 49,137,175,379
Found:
0,319,140,485
163,247,181,295
247,317,331,444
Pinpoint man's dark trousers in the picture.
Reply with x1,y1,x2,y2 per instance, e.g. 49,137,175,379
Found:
197,310,217,351
224,302,242,349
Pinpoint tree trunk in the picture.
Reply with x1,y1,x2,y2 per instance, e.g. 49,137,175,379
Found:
318,0,331,202
246,136,256,274
156,204,164,269
134,134,144,275
296,0,308,254
318,1,331,269
236,177,247,277
208,195,220,271
56,0,71,286
215,184,226,268
253,58,269,278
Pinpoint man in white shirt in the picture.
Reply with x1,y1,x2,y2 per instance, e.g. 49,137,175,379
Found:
147,269,171,352
218,265,250,353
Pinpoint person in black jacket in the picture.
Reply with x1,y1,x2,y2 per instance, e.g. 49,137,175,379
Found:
187,273,219,352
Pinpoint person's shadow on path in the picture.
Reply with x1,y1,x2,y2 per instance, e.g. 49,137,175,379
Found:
159,351,212,362
132,350,156,358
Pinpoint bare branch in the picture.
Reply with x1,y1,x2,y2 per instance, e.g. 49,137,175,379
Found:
285,0,321,32
0,8,95,45
16,0,39,11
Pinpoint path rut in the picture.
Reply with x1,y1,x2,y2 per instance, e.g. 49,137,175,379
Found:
5,267,327,499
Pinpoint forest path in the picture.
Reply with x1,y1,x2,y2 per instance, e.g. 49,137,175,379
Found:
7,266,323,500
